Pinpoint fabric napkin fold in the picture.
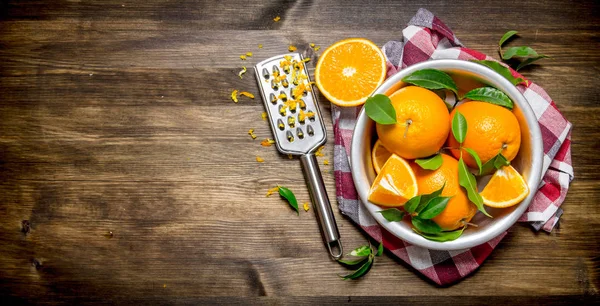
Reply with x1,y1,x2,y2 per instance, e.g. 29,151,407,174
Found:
332,8,573,285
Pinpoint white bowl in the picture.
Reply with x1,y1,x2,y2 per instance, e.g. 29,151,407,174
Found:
350,59,544,251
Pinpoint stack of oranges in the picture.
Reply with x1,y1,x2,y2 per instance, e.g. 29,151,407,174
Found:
314,38,529,232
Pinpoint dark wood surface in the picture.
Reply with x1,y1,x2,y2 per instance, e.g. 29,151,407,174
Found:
1,0,599,304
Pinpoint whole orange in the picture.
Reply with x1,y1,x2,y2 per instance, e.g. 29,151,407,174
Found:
410,154,477,231
448,101,521,168
376,86,450,159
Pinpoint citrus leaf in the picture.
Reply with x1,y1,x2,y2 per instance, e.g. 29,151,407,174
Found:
349,245,372,257
494,153,510,169
452,111,467,144
415,183,445,214
463,147,483,175
502,46,540,60
340,255,373,280
365,94,397,124
415,153,443,170
419,196,452,219
338,256,369,267
458,157,491,217
499,30,518,47
378,208,405,222
516,55,549,71
278,186,298,215
376,242,383,256
413,226,466,242
470,60,525,86
464,87,513,110
412,217,442,234
480,156,498,176
401,69,458,95
404,195,422,214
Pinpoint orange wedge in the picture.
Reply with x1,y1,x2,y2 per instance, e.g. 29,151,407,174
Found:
368,154,418,207
371,139,393,174
480,165,529,208
314,38,386,107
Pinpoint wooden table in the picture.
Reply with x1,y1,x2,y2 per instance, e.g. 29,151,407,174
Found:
1,0,598,304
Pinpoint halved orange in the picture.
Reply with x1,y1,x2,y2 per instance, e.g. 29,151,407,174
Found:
480,165,529,208
314,38,386,107
371,139,393,174
368,154,418,207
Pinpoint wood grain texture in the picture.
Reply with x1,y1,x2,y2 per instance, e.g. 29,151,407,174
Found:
0,0,599,303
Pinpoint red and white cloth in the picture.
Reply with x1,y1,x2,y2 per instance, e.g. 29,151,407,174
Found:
332,8,573,285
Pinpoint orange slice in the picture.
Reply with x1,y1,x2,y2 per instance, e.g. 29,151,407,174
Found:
371,139,393,174
315,38,386,107
368,154,418,207
480,165,529,208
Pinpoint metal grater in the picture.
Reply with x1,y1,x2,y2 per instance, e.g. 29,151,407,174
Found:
254,53,342,259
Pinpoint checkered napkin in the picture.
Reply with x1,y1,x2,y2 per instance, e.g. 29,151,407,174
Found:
332,8,573,285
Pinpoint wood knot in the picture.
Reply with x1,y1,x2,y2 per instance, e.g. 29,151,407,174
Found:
32,258,42,270
21,220,30,235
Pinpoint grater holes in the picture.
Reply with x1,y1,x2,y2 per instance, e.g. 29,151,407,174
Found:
286,130,294,142
282,78,289,88
262,68,270,80
270,93,277,104
287,116,295,128
278,104,286,116
298,99,306,109
307,125,314,136
279,90,287,102
277,119,285,130
271,79,278,90
297,127,304,139
272,65,280,74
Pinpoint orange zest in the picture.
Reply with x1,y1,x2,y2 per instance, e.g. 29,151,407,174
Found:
480,164,529,208
239,91,254,99
266,186,280,197
371,140,393,174
314,38,386,107
248,129,257,139
367,155,418,207
273,16,281,22
256,156,265,163
261,138,275,147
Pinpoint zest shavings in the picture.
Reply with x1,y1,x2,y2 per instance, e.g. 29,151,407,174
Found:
324,159,330,165
231,90,239,103
245,52,253,57
248,129,257,139
239,91,255,99
288,45,297,52
315,145,325,157
256,156,265,163
261,112,267,121
261,138,276,147
303,202,310,211
266,186,280,197
238,67,247,79
273,16,281,22
240,55,247,60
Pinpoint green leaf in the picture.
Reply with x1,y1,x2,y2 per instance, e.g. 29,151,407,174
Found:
516,55,549,71
470,60,525,86
364,94,397,125
480,156,497,176
494,153,510,169
412,217,442,234
349,245,372,257
502,46,540,60
458,157,491,218
340,255,373,280
404,195,421,214
413,226,466,242
278,186,298,215
463,147,483,175
378,208,405,222
415,184,445,214
415,153,443,170
452,111,467,144
419,196,452,219
401,69,458,95
464,87,514,110
499,30,518,47
376,242,383,256
337,256,369,268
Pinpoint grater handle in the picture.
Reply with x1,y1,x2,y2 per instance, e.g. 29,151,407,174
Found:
300,153,343,260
